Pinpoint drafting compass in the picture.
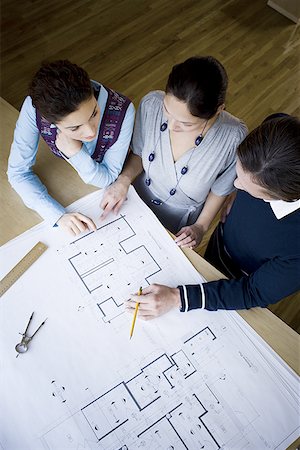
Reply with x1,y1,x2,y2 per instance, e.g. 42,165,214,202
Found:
15,312,47,357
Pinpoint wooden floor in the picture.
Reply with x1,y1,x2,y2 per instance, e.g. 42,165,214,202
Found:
1,0,299,332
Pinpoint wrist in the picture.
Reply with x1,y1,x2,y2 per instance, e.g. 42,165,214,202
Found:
172,287,181,309
118,173,132,187
195,220,209,233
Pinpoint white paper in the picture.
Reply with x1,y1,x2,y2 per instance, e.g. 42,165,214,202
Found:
0,187,299,450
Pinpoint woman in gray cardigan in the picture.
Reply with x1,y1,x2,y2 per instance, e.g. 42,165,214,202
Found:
100,56,247,248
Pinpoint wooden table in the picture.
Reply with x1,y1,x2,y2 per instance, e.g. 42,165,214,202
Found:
1,97,299,448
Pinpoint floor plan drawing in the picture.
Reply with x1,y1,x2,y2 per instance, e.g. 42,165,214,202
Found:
1,188,299,450
68,216,162,294
57,214,162,323
39,321,297,450
79,327,225,450
57,214,165,324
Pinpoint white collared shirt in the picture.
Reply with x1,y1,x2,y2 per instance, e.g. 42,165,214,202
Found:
264,199,300,219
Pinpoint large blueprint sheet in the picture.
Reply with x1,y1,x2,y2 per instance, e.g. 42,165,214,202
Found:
0,187,299,450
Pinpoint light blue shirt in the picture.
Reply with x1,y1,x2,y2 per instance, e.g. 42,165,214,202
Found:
7,82,135,225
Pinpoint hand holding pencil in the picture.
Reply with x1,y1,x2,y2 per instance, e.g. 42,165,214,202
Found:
126,284,181,322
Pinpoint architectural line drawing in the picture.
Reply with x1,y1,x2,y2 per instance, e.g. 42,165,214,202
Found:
41,323,297,450
58,214,162,323
1,188,298,450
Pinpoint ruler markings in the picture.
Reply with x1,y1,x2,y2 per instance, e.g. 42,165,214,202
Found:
0,242,48,297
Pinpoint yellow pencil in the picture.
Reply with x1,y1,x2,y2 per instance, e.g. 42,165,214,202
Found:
129,287,142,339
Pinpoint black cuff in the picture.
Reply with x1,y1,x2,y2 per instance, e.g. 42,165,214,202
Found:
178,286,186,312
177,285,203,312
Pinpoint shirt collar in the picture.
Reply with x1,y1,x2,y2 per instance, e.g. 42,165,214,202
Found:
264,199,300,219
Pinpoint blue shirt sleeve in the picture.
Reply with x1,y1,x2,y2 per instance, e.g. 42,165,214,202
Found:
7,96,66,225
202,255,300,310
179,254,300,312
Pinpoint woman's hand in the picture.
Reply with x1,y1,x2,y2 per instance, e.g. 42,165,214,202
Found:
55,130,82,157
100,177,130,220
220,191,237,223
175,223,205,249
125,284,181,320
56,213,97,236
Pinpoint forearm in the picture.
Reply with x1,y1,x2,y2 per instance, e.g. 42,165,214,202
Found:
178,257,300,312
117,152,143,186
196,191,227,231
177,279,263,312
7,169,65,224
66,146,143,189
67,148,119,187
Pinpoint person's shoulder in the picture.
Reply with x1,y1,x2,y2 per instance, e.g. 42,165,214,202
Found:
18,96,37,124
98,82,134,110
21,95,35,111
140,90,164,109
91,79,102,90
219,111,248,139
219,111,246,128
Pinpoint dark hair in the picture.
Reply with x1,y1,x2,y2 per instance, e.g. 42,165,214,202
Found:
28,60,93,123
165,56,228,119
237,116,300,201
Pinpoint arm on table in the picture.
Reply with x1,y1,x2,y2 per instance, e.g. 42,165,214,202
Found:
100,152,143,219
175,191,228,249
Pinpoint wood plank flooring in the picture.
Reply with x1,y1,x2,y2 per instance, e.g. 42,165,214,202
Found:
1,0,299,332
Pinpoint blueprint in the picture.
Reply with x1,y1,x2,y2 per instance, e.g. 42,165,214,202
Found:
0,187,299,450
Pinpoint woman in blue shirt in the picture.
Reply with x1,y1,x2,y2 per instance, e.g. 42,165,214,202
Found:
7,60,135,235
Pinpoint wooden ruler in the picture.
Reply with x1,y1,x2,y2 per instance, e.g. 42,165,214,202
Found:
0,242,48,297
